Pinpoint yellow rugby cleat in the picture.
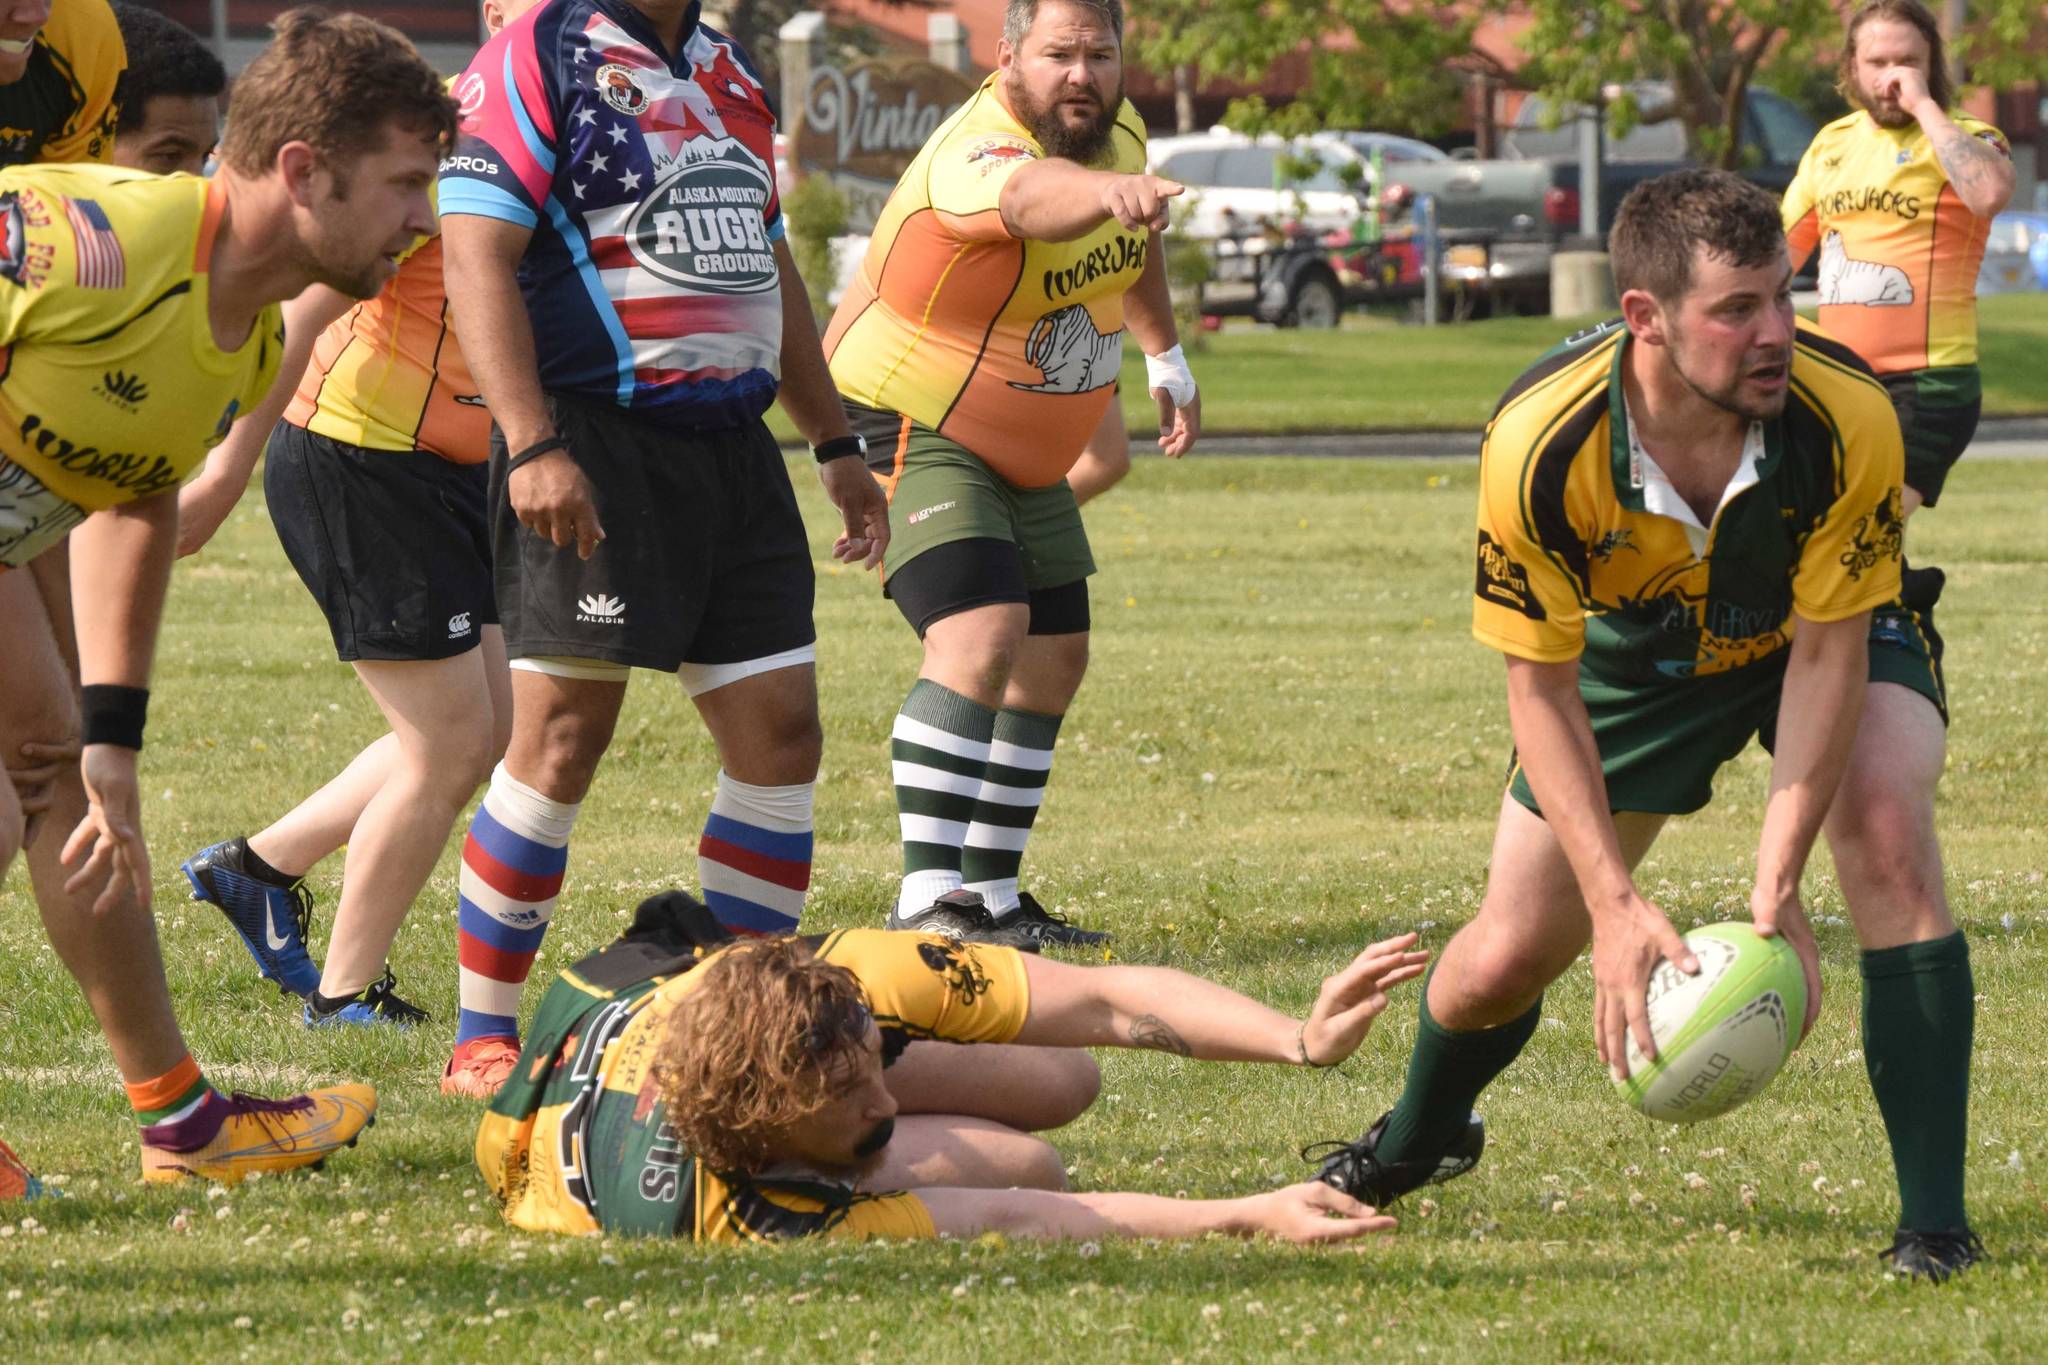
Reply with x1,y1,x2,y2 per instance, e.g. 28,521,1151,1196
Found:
140,1085,376,1185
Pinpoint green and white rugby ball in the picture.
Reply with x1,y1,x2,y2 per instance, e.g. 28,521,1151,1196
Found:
1614,921,1806,1125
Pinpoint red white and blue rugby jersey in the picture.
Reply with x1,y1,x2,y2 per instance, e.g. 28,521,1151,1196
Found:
439,0,784,430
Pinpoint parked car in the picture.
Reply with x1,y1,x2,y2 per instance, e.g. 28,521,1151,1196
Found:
1381,84,1820,309
1146,129,1446,241
1978,211,2048,295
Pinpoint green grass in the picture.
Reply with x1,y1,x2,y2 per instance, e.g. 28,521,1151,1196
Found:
4,454,2048,1360
773,294,2048,441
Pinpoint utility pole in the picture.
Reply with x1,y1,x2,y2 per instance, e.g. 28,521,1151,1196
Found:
1944,0,1967,89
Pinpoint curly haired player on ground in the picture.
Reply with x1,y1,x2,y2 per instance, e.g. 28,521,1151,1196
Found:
0,6,454,1185
476,890,1426,1243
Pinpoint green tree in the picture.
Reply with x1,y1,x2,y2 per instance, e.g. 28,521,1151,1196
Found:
1125,0,2048,169
712,0,932,96
1125,1,1483,141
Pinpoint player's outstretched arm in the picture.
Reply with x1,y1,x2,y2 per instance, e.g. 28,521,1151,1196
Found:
1505,656,1698,1077
1013,934,1427,1066
998,160,1182,241
1750,610,1869,1042
178,286,354,558
918,1180,1394,1245
442,213,604,560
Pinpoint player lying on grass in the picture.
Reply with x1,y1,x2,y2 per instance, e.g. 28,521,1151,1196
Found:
0,7,452,1185
477,891,1425,1244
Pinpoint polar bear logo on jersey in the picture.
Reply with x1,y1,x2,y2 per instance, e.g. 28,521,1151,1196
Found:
1817,230,1914,307
1009,303,1121,395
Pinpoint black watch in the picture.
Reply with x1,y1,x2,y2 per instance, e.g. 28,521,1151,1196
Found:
813,433,866,464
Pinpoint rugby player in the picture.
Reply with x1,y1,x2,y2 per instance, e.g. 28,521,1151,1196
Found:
1765,0,2010,1280
1309,171,1982,1281
0,0,122,1203
477,889,1426,1243
0,0,120,167
1785,0,2012,519
824,0,1199,947
0,7,453,1183
435,0,890,1097
0,0,122,721
176,0,542,1030
107,2,223,177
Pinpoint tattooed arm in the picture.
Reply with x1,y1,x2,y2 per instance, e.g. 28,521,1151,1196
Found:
1010,934,1428,1066
1893,69,2014,219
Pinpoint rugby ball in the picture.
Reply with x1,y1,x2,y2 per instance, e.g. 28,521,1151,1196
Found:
1614,921,1806,1125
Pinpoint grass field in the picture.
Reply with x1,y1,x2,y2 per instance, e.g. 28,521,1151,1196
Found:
1115,294,2048,437
767,296,2048,445
3,451,2047,1360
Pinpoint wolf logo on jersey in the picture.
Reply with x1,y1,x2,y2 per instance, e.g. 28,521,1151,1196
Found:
1819,230,1913,307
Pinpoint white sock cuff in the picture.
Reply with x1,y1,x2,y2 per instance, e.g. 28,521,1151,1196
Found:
487,763,582,846
712,770,814,832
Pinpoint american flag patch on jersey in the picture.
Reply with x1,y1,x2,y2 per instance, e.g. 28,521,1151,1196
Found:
64,198,124,289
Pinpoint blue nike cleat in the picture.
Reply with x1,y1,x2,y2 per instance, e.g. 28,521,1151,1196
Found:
181,838,322,998
303,970,430,1028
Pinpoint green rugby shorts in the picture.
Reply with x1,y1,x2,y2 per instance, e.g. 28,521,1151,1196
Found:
1881,364,1980,507
1508,590,1946,816
847,403,1095,593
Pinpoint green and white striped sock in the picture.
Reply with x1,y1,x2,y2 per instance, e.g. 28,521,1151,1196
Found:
963,707,1063,917
891,680,996,917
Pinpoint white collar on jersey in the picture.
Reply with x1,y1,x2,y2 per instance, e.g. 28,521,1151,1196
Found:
1623,396,1764,557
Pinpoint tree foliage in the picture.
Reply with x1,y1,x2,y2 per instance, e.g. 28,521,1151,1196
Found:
1125,0,2048,169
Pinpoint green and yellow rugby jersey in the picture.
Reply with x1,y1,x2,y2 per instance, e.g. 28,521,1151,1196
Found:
0,165,282,512
477,920,1029,1242
1473,319,1904,683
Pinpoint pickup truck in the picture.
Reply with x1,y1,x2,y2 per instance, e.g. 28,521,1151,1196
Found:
1380,84,1821,310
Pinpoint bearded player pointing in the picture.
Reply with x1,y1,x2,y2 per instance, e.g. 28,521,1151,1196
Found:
826,0,1198,948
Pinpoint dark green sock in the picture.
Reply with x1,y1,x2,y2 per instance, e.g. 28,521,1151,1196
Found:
1375,969,1541,1165
1862,930,1974,1232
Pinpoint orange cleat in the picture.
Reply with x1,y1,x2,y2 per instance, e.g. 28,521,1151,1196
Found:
441,1036,521,1100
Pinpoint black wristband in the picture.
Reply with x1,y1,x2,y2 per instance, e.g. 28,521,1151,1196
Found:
80,685,149,751
505,434,569,474
812,433,866,464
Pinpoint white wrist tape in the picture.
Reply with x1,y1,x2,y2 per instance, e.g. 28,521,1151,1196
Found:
1144,344,1197,408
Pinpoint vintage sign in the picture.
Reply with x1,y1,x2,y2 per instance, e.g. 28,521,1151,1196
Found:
790,58,977,232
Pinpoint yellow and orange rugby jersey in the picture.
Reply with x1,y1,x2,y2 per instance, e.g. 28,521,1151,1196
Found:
824,75,1147,488
283,183,489,462
0,165,281,512
1474,321,1902,682
1783,109,2010,375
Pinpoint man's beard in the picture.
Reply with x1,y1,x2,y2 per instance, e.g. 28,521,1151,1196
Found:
1855,77,1917,130
1669,332,1789,423
1006,74,1122,163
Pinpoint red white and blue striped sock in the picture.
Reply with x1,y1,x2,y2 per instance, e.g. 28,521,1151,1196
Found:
697,770,812,936
455,764,578,1045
